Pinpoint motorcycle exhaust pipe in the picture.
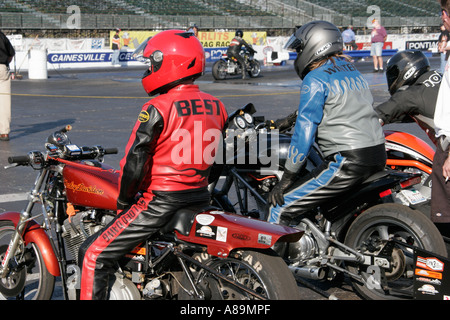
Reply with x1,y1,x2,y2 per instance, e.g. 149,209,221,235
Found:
289,265,326,280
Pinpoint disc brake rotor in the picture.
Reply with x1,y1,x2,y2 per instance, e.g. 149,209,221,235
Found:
0,241,28,298
384,247,406,281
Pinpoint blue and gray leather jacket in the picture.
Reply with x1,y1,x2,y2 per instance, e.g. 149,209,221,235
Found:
285,57,385,173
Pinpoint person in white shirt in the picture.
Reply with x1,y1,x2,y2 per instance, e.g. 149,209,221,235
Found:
431,1,450,237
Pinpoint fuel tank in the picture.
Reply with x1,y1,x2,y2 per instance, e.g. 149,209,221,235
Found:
62,160,119,210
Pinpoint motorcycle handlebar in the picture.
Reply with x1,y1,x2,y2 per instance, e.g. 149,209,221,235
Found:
104,147,118,155
61,124,72,133
8,155,30,165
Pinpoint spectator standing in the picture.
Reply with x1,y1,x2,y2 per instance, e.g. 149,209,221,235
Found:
431,1,450,237
438,24,449,73
342,25,358,50
370,19,387,72
187,23,199,37
111,28,121,67
0,30,15,141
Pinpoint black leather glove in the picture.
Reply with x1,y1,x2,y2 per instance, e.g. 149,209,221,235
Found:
270,111,298,131
267,169,297,207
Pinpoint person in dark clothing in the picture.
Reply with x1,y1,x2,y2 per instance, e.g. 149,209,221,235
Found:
226,29,254,79
79,30,228,300
375,50,441,145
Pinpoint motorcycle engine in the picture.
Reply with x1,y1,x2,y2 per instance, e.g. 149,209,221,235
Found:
287,222,318,262
61,209,113,263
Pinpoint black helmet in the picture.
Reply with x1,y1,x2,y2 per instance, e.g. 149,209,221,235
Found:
235,29,243,37
385,50,430,95
284,20,343,79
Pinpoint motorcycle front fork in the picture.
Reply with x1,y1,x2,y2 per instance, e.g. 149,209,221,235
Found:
0,168,51,278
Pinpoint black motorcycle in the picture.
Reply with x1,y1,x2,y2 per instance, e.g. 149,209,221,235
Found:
208,103,447,300
212,48,261,80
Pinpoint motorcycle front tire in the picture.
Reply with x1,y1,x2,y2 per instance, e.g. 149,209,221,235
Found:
0,221,55,300
248,60,261,78
178,249,301,300
344,203,447,300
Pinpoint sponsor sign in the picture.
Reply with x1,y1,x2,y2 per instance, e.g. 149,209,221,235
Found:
414,248,450,300
405,40,439,51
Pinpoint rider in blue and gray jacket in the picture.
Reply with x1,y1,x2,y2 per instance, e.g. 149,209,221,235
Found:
268,21,386,225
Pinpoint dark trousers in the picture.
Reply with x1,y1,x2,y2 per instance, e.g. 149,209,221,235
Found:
269,144,386,224
79,188,210,300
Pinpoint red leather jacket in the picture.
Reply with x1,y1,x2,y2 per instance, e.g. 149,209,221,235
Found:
117,84,228,209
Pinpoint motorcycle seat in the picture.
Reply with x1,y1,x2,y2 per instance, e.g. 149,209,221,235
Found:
362,170,389,184
160,205,219,236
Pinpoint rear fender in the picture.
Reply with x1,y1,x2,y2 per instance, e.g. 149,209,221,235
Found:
384,130,434,165
175,210,303,258
0,212,60,277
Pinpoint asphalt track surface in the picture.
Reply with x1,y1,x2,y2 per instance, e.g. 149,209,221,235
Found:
0,57,441,300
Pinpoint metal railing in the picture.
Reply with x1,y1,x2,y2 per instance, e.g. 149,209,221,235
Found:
0,12,441,30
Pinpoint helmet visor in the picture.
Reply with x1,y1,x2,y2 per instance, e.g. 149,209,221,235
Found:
133,37,151,62
284,34,303,53
386,65,400,94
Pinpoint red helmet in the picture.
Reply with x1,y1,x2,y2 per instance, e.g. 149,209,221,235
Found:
139,30,205,96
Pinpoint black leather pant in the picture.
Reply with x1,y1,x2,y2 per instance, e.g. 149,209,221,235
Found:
268,144,386,224
228,51,246,78
78,188,210,300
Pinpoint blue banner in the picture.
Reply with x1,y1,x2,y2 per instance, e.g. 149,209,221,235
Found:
47,48,227,65
47,51,136,64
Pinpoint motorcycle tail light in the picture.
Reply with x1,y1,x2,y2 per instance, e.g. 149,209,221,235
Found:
379,189,392,198
400,176,422,189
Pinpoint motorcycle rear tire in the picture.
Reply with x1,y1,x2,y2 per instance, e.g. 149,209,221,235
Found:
178,249,301,300
0,221,55,300
212,60,227,80
344,203,447,300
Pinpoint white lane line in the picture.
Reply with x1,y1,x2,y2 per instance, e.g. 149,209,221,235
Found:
0,193,28,203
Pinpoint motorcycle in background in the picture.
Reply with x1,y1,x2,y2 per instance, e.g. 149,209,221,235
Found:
212,47,261,80
0,125,303,300
208,104,447,300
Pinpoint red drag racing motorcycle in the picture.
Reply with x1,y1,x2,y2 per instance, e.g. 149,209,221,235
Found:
0,125,303,300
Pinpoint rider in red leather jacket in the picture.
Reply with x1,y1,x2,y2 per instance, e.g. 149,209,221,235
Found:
79,30,228,300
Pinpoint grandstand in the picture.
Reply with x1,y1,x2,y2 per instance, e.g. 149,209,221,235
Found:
0,0,443,34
